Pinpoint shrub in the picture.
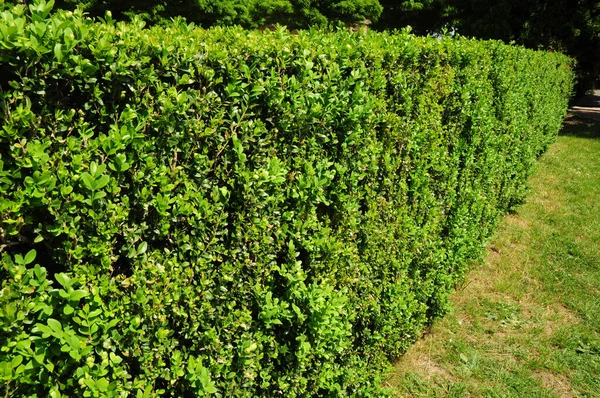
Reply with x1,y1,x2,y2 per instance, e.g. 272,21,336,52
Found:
48,0,383,28
0,2,573,396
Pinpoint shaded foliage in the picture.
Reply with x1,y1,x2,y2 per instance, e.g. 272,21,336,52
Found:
373,0,600,96
450,0,599,94
49,0,382,27
374,0,449,33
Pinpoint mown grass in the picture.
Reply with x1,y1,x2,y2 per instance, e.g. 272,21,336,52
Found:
388,114,600,397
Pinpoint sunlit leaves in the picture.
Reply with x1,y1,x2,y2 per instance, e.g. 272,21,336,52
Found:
0,1,574,397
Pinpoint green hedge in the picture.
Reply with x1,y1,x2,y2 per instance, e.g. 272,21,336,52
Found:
0,2,573,396
7,0,383,28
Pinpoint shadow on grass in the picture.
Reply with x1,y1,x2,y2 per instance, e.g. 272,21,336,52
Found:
560,113,600,139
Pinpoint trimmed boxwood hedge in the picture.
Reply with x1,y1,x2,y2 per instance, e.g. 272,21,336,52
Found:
0,2,573,397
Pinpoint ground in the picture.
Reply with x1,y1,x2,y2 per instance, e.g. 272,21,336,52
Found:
570,89,600,121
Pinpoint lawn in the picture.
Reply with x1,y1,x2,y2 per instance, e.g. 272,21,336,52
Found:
388,114,600,397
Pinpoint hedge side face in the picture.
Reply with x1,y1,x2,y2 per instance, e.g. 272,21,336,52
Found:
0,3,573,397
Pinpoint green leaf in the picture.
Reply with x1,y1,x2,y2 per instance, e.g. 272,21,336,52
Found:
68,349,81,361
96,378,109,392
55,273,71,288
80,172,95,191
33,352,45,364
199,367,211,389
48,387,60,398
93,191,107,200
54,43,63,62
24,249,36,265
244,342,257,353
88,309,103,318
69,290,87,301
11,355,23,369
137,241,148,255
41,0,56,18
95,175,110,190
34,264,46,281
0,362,11,378
60,185,73,196
47,318,62,334
205,384,218,394
34,323,53,336
109,352,123,364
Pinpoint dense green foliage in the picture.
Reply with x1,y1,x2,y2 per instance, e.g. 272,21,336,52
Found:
373,0,600,95
0,1,573,396
24,0,600,93
47,0,382,27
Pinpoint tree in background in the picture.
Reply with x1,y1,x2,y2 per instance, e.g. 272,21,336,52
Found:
448,0,599,94
374,0,599,95
52,0,382,28
374,0,448,34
